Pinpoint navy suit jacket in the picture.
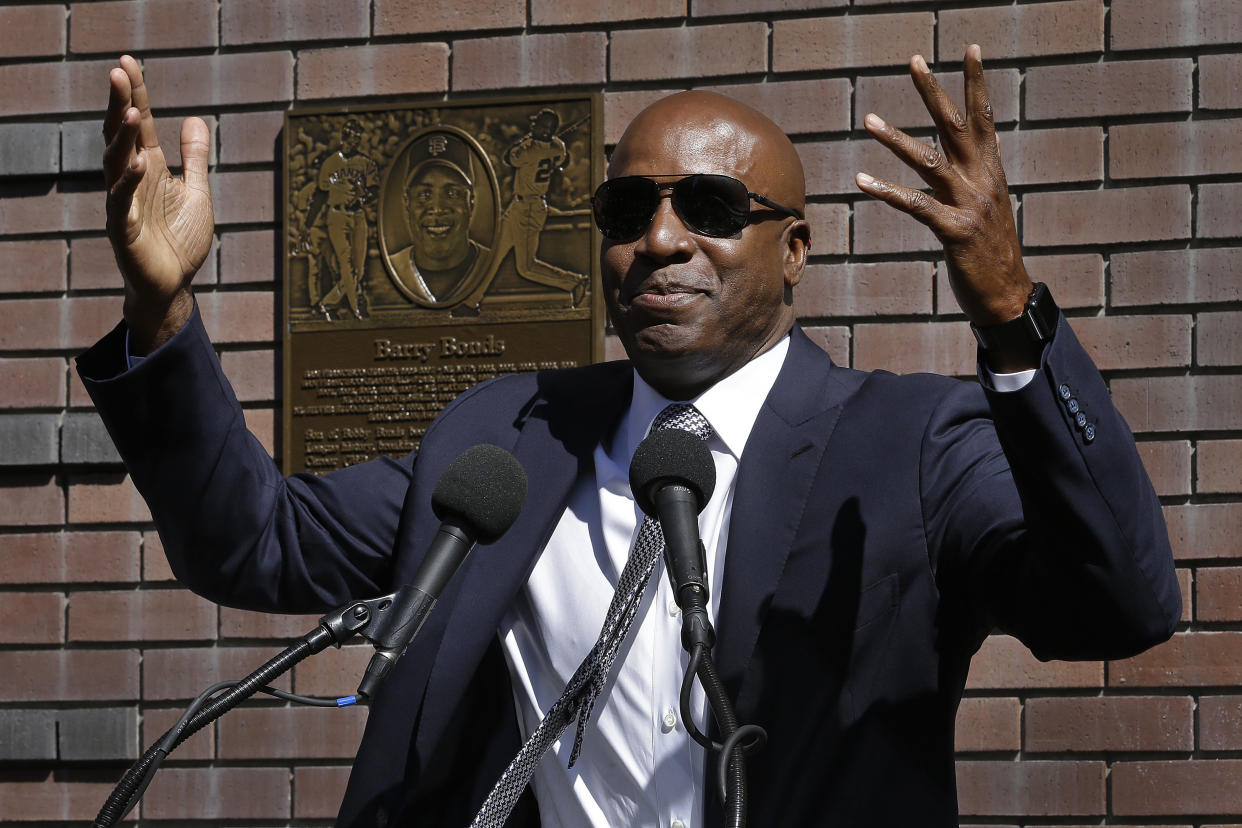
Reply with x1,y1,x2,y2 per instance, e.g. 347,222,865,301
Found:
79,308,1179,827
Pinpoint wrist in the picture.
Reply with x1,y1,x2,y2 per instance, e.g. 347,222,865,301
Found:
123,287,193,356
971,282,1058,373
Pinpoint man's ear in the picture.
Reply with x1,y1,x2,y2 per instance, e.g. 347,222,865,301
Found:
783,219,811,289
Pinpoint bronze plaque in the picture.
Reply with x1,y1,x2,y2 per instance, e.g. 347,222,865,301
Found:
282,95,604,474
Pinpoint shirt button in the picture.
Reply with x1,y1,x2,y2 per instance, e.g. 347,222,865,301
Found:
662,708,678,731
668,600,681,617
671,820,686,828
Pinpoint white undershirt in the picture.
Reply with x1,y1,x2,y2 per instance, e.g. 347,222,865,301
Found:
495,342,1034,828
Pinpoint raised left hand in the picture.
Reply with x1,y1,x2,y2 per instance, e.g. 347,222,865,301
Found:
856,45,1032,329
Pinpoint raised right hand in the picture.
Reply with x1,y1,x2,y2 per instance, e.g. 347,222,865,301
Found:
104,55,214,354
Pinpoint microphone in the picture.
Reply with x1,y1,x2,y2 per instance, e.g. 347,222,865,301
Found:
629,429,717,650
357,444,527,699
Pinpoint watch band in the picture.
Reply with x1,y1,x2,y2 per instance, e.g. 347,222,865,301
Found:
970,282,1059,352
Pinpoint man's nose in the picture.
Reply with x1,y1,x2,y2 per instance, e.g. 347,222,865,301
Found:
634,194,693,261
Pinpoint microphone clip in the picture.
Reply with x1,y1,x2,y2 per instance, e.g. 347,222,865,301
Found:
314,585,437,700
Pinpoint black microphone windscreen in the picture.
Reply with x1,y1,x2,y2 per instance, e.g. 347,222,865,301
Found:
629,428,716,515
431,444,528,543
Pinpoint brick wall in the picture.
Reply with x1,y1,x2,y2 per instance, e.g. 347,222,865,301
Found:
0,0,1239,823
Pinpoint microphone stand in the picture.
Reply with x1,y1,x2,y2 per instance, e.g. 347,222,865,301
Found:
91,587,430,828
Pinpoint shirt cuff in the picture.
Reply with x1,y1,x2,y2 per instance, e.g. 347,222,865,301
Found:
984,365,1037,393
124,330,146,371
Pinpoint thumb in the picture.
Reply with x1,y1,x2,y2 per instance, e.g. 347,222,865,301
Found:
180,116,211,193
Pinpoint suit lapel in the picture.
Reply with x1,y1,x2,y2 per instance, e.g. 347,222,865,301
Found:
415,363,633,760
714,327,856,699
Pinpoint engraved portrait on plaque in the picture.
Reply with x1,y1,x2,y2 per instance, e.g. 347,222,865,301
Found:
283,95,602,474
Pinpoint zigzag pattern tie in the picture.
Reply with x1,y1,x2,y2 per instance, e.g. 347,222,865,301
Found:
470,403,713,828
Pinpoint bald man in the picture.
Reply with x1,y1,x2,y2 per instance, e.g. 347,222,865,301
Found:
81,50,1177,827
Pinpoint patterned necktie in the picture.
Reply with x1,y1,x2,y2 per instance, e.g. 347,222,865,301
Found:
470,403,713,828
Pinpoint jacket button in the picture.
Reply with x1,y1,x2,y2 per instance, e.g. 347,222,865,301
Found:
1059,383,1072,400
1084,423,1096,443
1067,398,1079,414
1076,411,1087,429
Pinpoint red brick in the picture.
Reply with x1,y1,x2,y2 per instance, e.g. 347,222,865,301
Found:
855,321,975,376
997,127,1102,186
1026,59,1192,120
612,23,766,82
244,407,277,458
1025,696,1193,752
1198,439,1242,494
1112,375,1242,433
0,531,139,584
954,696,1020,752
219,110,285,165
1111,248,1242,307
1201,54,1242,110
1136,440,1191,497
705,79,851,136
938,254,1104,314
376,0,524,34
1163,503,1242,561
222,0,366,44
143,706,214,760
143,647,291,700
220,607,320,639
197,290,276,344
0,474,63,527
1178,567,1193,623
298,43,449,100
0,240,66,293
803,203,849,256
795,261,933,319
454,33,604,92
1198,311,1242,367
800,325,850,366
1112,119,1242,180
219,705,366,758
1198,183,1242,238
939,1,1103,59
956,760,1105,816
966,634,1103,690
1113,760,1242,816
0,358,65,409
855,69,1020,129
695,0,843,14
69,588,216,641
774,13,932,72
70,0,216,53
211,170,276,226
0,5,65,58
67,473,151,524
853,199,941,254
141,530,174,583
0,592,65,644
295,766,352,818
605,89,681,146
534,0,680,25
144,52,294,108
69,236,120,291
1199,569,1242,622
1066,314,1191,371
218,229,276,285
0,776,127,821
0,300,60,352
800,138,923,196
1023,186,1190,246
219,349,275,402
0,58,115,117
1112,0,1242,50
1111,632,1242,687
293,643,371,696
0,649,138,701
141,767,290,819
0,181,105,235
1201,695,1242,750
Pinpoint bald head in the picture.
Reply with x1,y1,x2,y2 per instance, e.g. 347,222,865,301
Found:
609,90,806,214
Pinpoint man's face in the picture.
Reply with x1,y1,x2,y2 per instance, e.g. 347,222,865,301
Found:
406,165,474,271
602,105,804,400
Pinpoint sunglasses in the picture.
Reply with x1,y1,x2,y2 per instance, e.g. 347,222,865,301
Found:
591,174,804,241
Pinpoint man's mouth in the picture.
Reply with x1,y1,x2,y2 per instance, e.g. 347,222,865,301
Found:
626,281,705,310
421,222,455,239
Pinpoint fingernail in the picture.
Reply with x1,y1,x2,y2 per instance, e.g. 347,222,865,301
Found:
913,55,929,73
856,172,875,187
864,113,885,130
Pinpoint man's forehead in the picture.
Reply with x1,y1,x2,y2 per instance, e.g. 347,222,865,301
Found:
608,116,759,179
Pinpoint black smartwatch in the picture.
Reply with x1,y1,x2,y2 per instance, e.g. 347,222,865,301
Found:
970,282,1059,353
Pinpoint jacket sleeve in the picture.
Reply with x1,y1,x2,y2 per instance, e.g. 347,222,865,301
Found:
76,305,411,613
920,314,1180,661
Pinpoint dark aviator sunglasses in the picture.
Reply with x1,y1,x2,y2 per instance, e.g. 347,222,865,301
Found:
591,174,804,242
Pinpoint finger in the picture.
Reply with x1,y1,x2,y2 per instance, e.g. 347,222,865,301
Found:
106,149,147,238
103,66,131,144
103,106,140,188
863,112,968,202
962,44,1006,180
119,54,159,150
855,171,964,239
908,54,972,164
180,116,211,193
